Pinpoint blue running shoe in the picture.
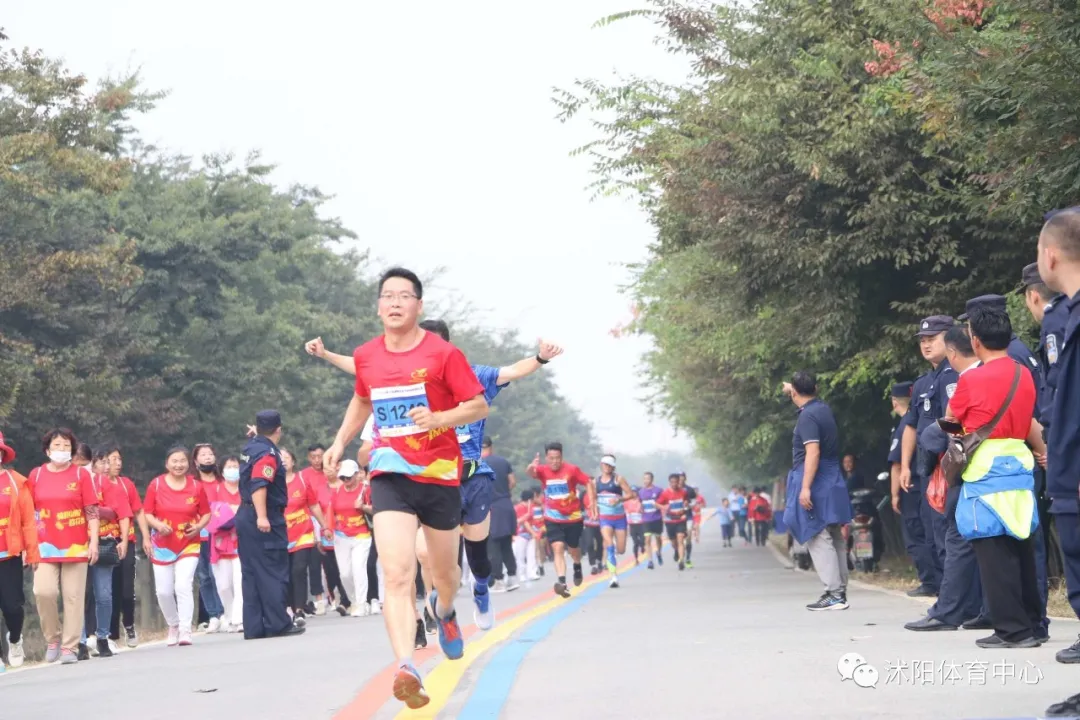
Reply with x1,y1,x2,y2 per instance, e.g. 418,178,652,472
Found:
473,581,494,631
428,590,465,659
392,663,430,709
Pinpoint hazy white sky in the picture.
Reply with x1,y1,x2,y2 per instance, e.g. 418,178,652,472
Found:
7,1,694,455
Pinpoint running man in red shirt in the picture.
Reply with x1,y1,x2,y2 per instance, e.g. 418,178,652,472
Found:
657,473,690,571
527,442,597,598
323,267,489,711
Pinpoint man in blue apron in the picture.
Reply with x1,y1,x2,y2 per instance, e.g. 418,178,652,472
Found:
888,381,939,595
237,410,304,640
781,371,853,611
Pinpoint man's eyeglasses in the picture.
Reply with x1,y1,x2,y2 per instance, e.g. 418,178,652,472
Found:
379,292,418,302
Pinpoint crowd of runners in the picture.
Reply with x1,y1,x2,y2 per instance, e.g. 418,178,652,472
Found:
0,266,712,710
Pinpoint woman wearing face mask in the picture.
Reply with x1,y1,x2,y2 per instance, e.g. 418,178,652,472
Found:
144,447,211,646
105,446,150,648
81,448,132,658
28,428,100,665
329,460,373,618
191,443,226,633
208,456,244,633
0,431,40,669
282,449,332,624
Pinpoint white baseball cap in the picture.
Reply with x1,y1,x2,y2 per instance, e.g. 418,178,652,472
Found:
600,454,616,467
337,459,360,478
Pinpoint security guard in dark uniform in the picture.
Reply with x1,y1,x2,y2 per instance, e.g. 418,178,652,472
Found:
899,315,956,594
958,294,1050,638
238,410,304,639
888,381,939,594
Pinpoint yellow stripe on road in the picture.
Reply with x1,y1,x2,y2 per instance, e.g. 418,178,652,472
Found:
393,562,634,719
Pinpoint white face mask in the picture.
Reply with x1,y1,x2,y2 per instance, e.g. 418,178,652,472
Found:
223,468,240,483
49,451,72,464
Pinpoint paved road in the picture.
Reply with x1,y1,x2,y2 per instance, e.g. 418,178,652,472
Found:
4,519,1080,718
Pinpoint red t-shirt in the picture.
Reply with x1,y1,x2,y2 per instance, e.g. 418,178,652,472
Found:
531,463,591,523
354,332,484,487
116,477,142,543
299,467,331,511
331,483,371,538
144,475,210,566
0,471,18,559
29,465,98,563
658,488,689,522
92,475,133,540
514,501,532,538
949,357,1037,439
285,474,320,552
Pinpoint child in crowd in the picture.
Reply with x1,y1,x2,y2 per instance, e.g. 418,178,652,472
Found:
717,498,734,548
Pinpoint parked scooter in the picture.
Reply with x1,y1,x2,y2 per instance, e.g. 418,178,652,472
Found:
847,472,891,573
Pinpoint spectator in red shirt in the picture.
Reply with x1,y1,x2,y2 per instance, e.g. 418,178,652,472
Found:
948,305,1046,648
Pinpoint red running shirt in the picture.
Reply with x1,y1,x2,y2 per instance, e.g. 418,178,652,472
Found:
658,488,689,522
285,474,320,552
144,476,210,566
530,463,591,524
91,475,133,540
331,483,371,539
353,332,484,487
29,465,98,563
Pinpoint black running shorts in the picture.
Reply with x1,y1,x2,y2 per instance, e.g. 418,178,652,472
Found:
371,473,461,531
545,520,584,549
665,521,688,541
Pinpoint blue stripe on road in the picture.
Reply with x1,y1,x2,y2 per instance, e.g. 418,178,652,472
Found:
458,565,643,718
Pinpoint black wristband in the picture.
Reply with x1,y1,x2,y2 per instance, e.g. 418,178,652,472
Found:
536,354,549,365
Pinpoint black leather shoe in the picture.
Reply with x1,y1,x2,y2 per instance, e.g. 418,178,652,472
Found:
274,623,306,638
1047,692,1080,717
1056,637,1080,664
977,634,1040,649
906,585,938,598
905,616,957,631
961,616,993,630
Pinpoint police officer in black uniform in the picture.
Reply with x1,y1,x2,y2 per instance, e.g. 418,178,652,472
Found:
888,381,939,594
238,410,304,639
898,315,956,595
958,294,1050,639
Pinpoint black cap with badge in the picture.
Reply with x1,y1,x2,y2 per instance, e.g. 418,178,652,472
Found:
1021,262,1043,289
958,294,1007,322
255,409,282,433
915,315,954,337
891,381,914,398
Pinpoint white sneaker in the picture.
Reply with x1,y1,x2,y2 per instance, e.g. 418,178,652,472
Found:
8,639,24,668
369,600,382,615
506,575,521,592
178,629,193,646
350,605,370,618
233,623,243,634
108,639,120,654
490,579,508,594
166,627,180,646
207,617,221,634
314,598,327,616
218,622,232,634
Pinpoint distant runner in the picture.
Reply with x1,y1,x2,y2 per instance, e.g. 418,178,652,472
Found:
595,455,637,588
657,474,689,571
624,493,645,565
637,472,664,569
527,443,596,598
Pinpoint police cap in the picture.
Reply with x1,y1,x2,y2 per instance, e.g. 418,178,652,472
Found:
255,409,282,433
958,294,1006,322
915,315,954,337
891,381,914,398
1021,262,1043,289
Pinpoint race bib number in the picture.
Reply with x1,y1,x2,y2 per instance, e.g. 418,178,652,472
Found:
642,499,657,513
545,480,570,501
456,424,471,444
371,383,429,437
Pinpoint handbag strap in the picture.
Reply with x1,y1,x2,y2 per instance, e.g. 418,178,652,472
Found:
972,364,1022,441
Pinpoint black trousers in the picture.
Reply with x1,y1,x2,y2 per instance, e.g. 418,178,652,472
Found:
754,520,770,546
583,525,602,566
630,525,645,556
237,505,291,639
368,532,381,603
488,535,516,581
321,550,350,608
0,557,25,642
288,546,322,611
971,533,1041,643
110,547,136,637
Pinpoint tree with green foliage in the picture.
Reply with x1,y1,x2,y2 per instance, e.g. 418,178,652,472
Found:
557,0,1065,484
